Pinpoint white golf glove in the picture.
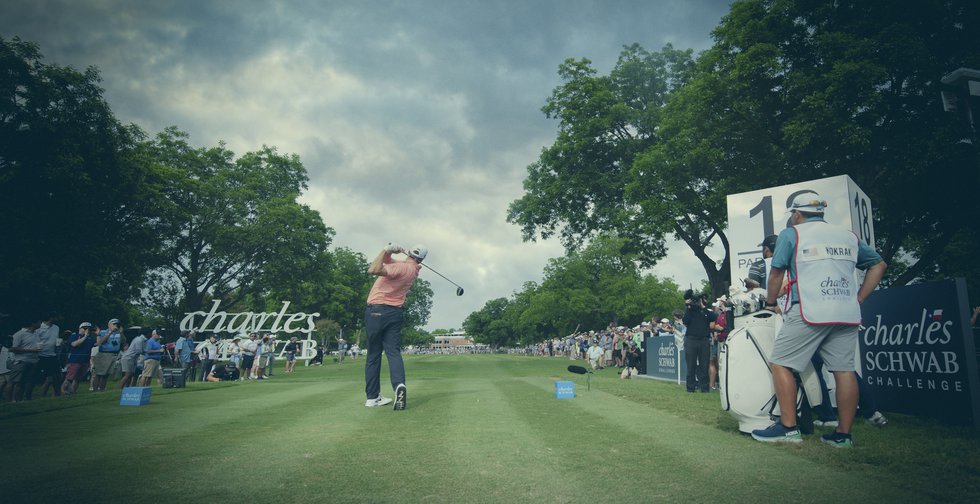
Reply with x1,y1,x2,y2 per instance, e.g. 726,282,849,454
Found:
385,243,404,254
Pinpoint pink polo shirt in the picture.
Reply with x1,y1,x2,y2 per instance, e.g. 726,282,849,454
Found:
366,260,421,307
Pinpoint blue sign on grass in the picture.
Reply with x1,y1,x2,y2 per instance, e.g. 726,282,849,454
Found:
120,387,152,406
555,381,575,399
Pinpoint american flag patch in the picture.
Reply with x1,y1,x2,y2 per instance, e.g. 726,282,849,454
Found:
931,309,943,321
802,247,819,258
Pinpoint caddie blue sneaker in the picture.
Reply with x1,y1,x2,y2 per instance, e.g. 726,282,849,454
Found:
751,422,802,443
820,431,853,448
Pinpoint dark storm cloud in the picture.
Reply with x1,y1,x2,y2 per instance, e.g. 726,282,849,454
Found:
0,0,731,328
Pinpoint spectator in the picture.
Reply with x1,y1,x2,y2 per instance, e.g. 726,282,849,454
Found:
61,322,96,395
587,340,603,370
0,336,10,401
93,318,125,392
284,337,299,373
36,311,62,397
683,294,714,393
709,300,730,391
241,333,258,378
599,332,611,369
227,336,242,371
309,344,325,366
8,318,42,401
176,330,198,378
88,324,100,391
349,342,360,360
206,363,238,382
252,335,269,380
336,335,348,365
199,334,219,382
265,334,276,377
138,330,164,386
672,310,686,351
118,329,148,389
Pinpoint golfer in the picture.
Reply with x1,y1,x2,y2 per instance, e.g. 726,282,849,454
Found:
751,192,886,447
363,244,426,410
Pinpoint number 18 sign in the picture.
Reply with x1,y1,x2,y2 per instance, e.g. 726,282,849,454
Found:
725,175,875,290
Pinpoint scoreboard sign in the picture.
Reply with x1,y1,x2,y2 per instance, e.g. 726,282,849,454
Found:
725,175,874,291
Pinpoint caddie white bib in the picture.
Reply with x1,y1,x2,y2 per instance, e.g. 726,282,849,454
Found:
792,221,861,325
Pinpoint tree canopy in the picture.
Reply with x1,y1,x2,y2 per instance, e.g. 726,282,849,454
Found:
509,1,980,299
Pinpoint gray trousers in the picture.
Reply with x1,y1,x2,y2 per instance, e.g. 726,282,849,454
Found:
364,304,406,399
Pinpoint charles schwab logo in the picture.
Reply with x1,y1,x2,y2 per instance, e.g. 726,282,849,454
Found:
819,276,851,296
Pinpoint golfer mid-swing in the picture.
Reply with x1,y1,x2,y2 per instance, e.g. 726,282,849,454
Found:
363,244,426,410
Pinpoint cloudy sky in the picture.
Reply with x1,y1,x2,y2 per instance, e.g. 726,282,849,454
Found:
2,0,731,330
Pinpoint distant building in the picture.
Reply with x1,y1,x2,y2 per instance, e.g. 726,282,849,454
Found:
431,331,479,351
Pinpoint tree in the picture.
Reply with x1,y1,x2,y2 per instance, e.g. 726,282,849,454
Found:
400,278,434,347
639,0,980,293
0,36,156,331
507,44,696,269
510,2,980,298
142,128,335,322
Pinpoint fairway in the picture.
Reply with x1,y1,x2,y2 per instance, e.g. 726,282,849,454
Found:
2,354,978,503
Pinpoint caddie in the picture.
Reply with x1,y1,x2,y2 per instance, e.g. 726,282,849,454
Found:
752,192,886,447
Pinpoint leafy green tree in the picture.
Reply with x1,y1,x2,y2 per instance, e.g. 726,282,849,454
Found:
401,278,434,346
0,36,156,331
464,297,514,348
507,44,695,267
511,2,980,298
142,127,335,322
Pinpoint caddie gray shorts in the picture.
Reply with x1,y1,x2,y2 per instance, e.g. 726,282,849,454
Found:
769,305,857,373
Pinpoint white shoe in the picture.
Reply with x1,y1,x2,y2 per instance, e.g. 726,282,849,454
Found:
365,396,392,408
866,411,888,426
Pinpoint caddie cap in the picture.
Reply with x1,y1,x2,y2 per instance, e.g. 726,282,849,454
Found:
788,192,827,213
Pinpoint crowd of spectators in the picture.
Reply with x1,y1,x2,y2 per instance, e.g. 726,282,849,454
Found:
0,312,316,403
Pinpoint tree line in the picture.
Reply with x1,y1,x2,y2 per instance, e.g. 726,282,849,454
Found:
0,36,433,344
507,0,980,302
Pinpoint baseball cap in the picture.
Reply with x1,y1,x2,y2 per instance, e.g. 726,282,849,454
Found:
660,318,669,323
408,244,428,262
108,318,120,325
788,192,827,213
758,234,778,250
79,322,92,329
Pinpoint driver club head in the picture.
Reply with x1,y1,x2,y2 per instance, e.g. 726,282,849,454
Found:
456,286,464,296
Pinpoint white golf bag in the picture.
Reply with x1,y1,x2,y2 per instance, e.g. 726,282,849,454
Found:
719,310,823,434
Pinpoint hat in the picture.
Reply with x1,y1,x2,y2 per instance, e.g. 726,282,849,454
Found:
108,318,120,325
788,192,827,213
408,244,428,262
660,318,669,323
758,234,778,250
79,322,92,329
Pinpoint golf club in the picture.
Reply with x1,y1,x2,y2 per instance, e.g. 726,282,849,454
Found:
567,365,592,390
421,263,464,296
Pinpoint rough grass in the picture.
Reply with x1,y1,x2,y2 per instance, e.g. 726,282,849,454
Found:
1,354,978,503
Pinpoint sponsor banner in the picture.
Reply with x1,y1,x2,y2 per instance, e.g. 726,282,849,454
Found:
860,278,980,427
645,335,686,383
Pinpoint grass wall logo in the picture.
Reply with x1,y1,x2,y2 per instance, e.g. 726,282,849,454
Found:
180,300,320,334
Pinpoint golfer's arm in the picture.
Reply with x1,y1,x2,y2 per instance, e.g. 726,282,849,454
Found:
857,260,887,304
367,250,390,276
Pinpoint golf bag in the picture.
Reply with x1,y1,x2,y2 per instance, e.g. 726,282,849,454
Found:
719,310,822,434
